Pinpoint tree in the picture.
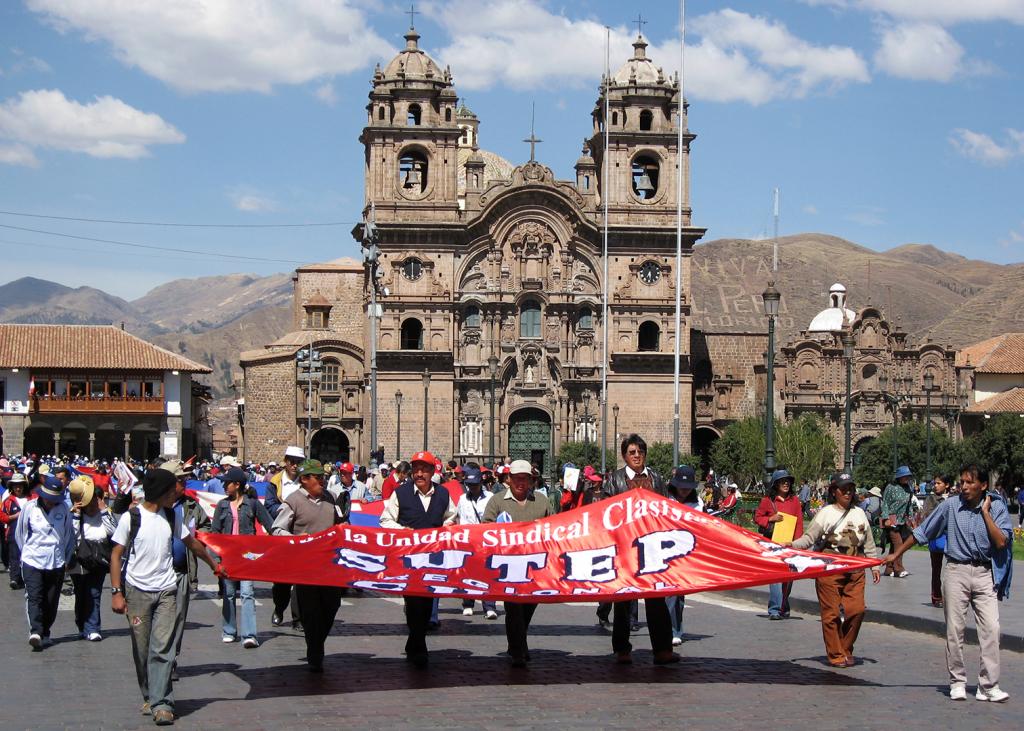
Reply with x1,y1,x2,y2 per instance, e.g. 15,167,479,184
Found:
776,414,837,485
853,419,963,489
645,442,701,481
710,417,766,489
961,414,1024,490
556,441,616,475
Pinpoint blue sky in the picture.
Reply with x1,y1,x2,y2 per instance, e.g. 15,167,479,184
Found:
1,0,1022,299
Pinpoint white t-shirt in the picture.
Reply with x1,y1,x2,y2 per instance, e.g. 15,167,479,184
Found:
280,475,301,501
112,507,190,592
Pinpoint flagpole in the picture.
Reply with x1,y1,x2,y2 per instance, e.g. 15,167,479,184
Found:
672,0,685,467
600,26,610,475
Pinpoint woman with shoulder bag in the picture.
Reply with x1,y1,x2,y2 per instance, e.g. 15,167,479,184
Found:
789,472,881,667
211,467,275,648
69,476,115,641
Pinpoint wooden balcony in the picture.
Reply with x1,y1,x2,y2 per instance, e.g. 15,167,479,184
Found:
34,396,165,414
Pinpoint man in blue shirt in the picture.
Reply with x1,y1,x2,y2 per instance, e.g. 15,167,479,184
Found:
886,464,1012,703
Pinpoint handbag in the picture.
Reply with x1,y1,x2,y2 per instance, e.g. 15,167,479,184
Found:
75,515,112,572
812,507,852,553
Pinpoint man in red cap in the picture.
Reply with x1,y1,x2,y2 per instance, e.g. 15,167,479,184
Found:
379,450,456,668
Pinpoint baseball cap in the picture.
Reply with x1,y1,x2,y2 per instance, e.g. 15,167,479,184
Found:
669,464,699,491
222,467,249,485
831,472,856,488
298,459,326,477
219,455,241,468
508,459,533,476
409,450,436,466
159,459,192,479
338,462,354,474
462,465,482,484
36,474,65,502
284,446,306,460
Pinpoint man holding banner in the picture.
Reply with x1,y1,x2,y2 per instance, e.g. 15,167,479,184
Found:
602,434,678,665
268,446,304,630
379,450,456,669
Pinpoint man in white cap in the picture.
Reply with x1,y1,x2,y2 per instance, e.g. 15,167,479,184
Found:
268,445,305,629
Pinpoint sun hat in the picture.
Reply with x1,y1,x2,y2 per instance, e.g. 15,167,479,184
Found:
508,459,533,476
219,454,241,468
69,475,96,507
159,459,192,479
868,486,883,498
284,446,306,460
893,465,913,480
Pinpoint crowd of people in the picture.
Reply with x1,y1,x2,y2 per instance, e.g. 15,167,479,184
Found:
0,440,1015,725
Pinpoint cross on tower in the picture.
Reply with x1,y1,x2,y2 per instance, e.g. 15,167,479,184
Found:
523,103,542,162
633,13,647,37
406,3,417,28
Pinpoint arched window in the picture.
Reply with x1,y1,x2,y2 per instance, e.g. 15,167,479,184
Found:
378,106,385,121
321,360,340,392
583,174,590,190
611,111,618,126
407,103,421,126
520,300,542,338
398,149,429,194
465,304,481,328
401,319,423,350
638,321,660,351
578,307,593,330
445,107,452,122
631,155,659,199
639,110,653,131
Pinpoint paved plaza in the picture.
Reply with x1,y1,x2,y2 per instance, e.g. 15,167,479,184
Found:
2,563,1021,731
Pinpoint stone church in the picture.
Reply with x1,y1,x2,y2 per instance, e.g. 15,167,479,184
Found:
239,27,705,471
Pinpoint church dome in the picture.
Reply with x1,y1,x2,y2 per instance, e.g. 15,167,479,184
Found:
612,35,665,85
381,28,445,82
808,283,856,333
457,147,514,192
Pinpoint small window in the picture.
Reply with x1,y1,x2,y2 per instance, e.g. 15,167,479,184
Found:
583,174,590,190
378,106,385,121
632,155,659,199
407,103,421,126
445,107,452,122
401,319,424,350
639,110,653,131
306,309,328,329
638,322,660,352
611,111,618,126
520,300,542,338
402,259,423,281
578,307,593,330
465,304,481,328
321,361,340,392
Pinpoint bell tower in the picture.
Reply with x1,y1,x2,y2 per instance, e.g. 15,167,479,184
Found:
588,34,695,227
360,24,461,223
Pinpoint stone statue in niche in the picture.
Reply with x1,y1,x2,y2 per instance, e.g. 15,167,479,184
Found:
525,363,535,384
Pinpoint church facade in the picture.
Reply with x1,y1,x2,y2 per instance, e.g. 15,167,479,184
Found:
239,27,705,472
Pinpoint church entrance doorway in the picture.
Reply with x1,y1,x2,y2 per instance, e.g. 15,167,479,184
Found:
311,427,350,465
693,426,721,473
507,408,551,475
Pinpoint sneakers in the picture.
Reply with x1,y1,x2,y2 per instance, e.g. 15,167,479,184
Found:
242,637,259,649
950,683,967,701
222,634,236,643
141,702,152,716
672,636,683,646
86,632,103,642
28,633,42,650
485,610,498,620
976,686,1010,703
897,570,910,578
462,607,474,616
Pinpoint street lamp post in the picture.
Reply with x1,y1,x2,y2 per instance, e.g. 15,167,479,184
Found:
762,282,781,476
488,355,499,463
582,391,592,446
879,372,912,472
924,372,936,479
421,368,430,452
842,330,855,472
394,390,403,461
612,403,620,467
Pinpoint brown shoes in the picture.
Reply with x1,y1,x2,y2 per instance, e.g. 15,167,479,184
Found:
153,709,175,725
615,652,633,664
653,651,681,665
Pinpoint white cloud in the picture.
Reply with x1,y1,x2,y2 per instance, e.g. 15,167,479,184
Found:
873,22,994,81
1,48,52,76
314,82,338,106
857,1,1024,25
803,204,819,215
26,0,392,93
998,221,1024,248
0,89,184,164
427,2,867,104
949,128,1024,165
230,189,278,213
0,143,39,167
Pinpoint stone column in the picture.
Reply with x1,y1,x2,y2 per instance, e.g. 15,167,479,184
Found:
53,430,61,457
88,432,96,460
123,433,131,461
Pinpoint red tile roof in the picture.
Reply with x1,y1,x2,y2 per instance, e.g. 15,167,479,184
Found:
965,387,1024,414
0,325,211,373
958,333,1024,374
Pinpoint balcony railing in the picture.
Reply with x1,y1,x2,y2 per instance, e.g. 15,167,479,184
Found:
34,396,165,414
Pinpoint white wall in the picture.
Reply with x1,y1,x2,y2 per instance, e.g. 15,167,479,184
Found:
163,371,182,416
1,370,29,414
975,373,1024,403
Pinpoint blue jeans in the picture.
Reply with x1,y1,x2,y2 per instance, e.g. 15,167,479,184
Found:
462,598,497,612
222,579,257,639
72,569,106,635
430,598,440,624
768,582,792,617
666,595,685,639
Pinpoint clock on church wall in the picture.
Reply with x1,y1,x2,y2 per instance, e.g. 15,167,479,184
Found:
638,261,660,285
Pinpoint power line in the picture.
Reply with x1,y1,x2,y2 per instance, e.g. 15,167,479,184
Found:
0,223,312,264
0,210,358,229
0,237,230,264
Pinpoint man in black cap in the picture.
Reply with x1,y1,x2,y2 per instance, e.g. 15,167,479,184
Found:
109,469,223,726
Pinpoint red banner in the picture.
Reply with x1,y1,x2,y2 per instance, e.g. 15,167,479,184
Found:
199,489,881,602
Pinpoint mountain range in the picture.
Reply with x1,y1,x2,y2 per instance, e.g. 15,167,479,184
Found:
1,234,1020,397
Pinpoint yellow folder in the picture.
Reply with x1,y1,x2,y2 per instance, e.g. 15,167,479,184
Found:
771,512,797,544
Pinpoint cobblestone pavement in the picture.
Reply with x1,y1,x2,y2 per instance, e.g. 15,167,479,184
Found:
2,568,1021,730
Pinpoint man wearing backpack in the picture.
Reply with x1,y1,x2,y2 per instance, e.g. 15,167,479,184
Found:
109,468,224,726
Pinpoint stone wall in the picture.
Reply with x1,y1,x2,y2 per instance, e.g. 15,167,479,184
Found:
241,357,297,464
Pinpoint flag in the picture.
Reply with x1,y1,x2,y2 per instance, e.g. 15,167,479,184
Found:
200,488,881,602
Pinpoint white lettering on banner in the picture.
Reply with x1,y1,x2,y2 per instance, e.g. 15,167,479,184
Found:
423,573,448,582
352,580,407,591
634,530,696,574
463,578,489,589
334,548,387,573
601,495,687,531
488,553,547,582
480,513,590,548
561,545,617,582
402,550,472,570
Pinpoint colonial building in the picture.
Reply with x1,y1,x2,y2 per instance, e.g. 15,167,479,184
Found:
780,284,961,463
0,324,212,460
958,333,1024,433
240,27,705,471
